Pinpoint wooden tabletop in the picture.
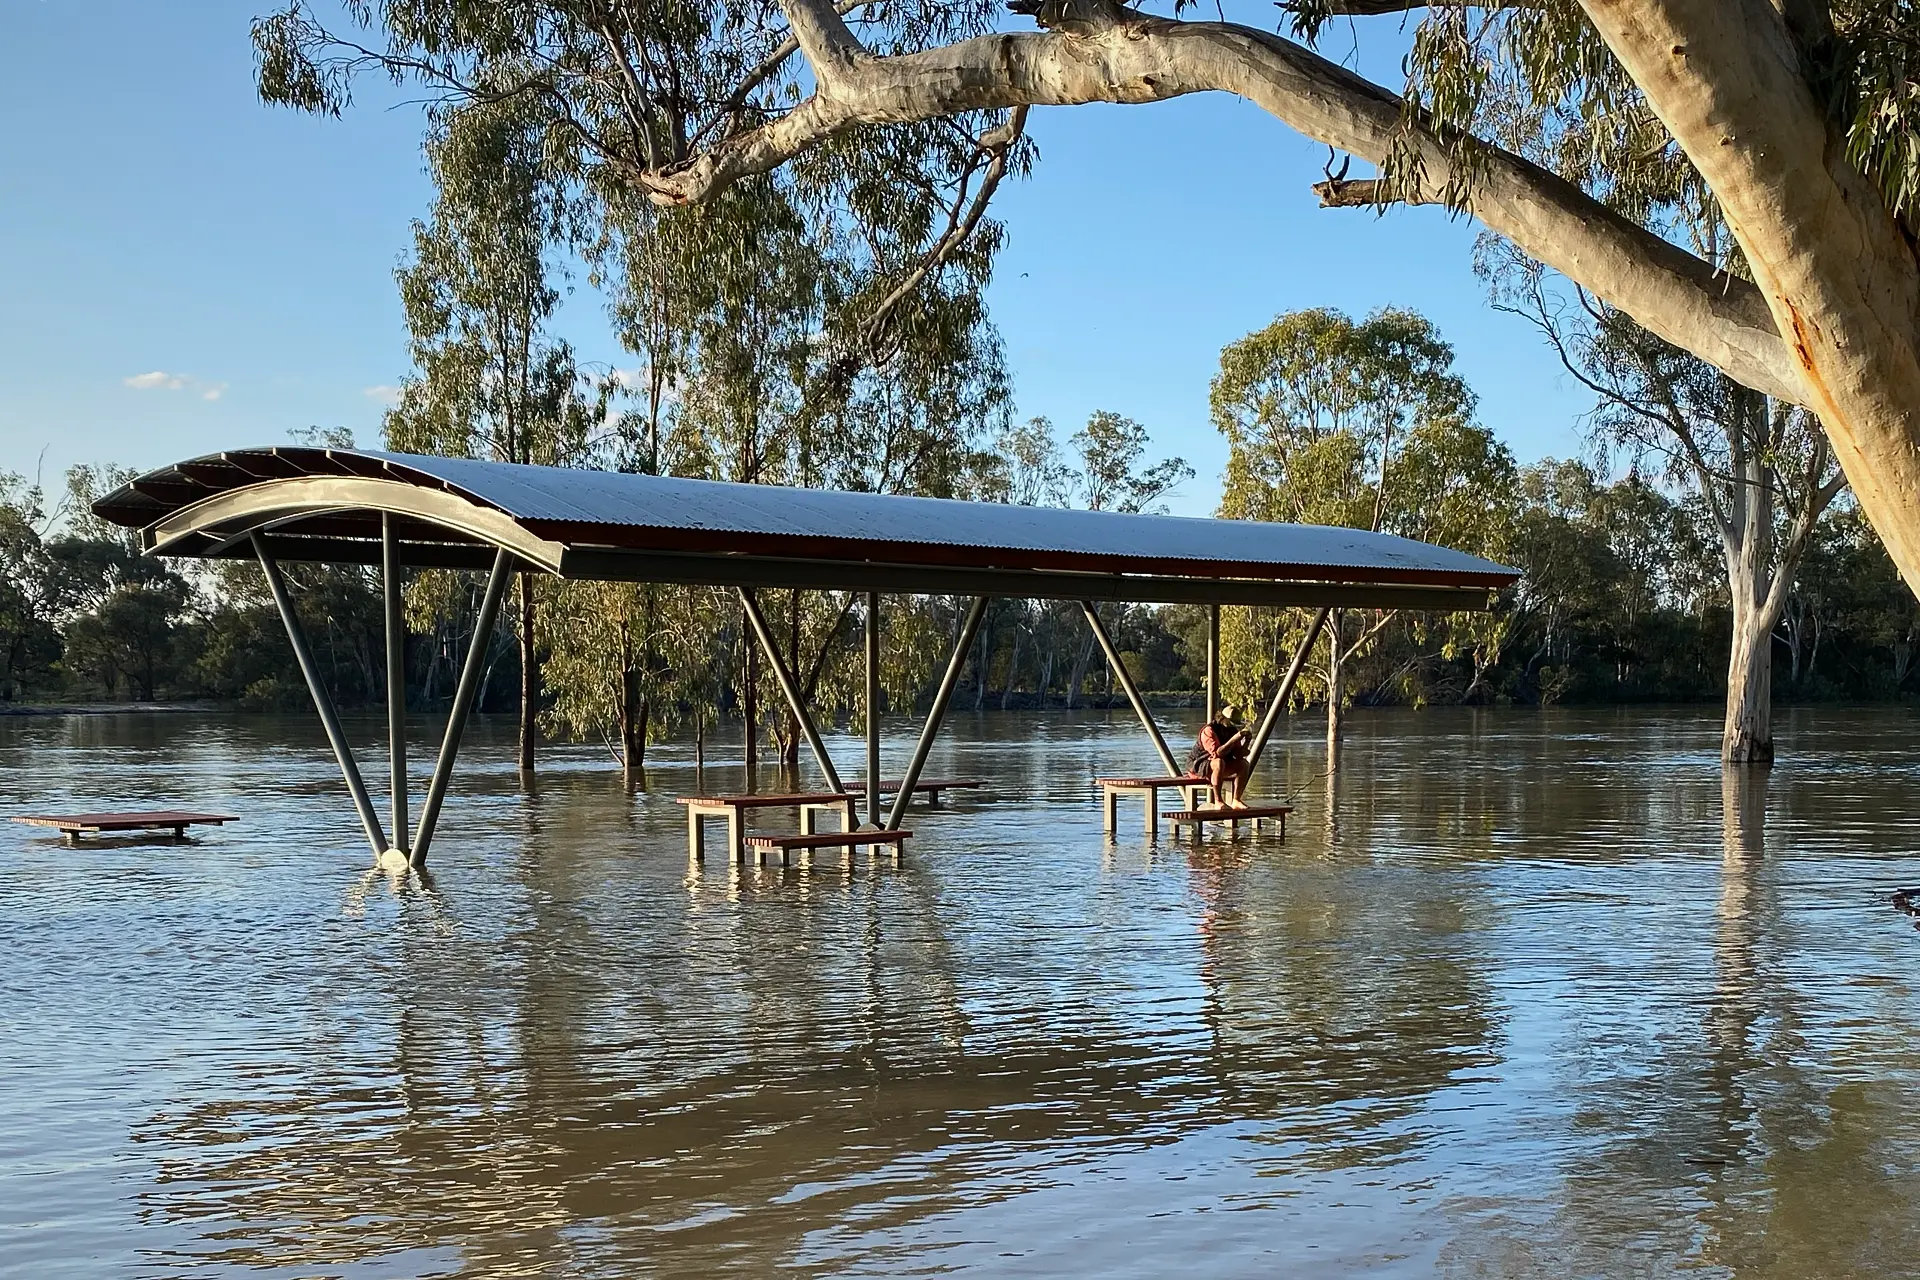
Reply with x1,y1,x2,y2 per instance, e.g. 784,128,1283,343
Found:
675,793,852,808
843,778,984,792
13,811,238,832
1095,776,1207,788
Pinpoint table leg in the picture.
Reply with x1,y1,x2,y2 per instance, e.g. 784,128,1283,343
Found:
844,798,858,832
1144,790,1157,841
688,809,706,863
1103,787,1117,834
727,809,744,865
801,806,818,836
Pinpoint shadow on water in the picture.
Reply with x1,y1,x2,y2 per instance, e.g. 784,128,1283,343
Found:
4,707,1920,1276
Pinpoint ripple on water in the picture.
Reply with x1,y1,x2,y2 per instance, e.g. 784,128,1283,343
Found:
3,706,1920,1277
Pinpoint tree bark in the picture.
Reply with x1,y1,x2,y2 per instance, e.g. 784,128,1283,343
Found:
1723,605,1774,764
518,570,537,776
621,665,648,773
1574,0,1920,596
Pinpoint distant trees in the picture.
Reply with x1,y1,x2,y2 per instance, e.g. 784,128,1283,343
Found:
1212,307,1517,758
382,99,606,778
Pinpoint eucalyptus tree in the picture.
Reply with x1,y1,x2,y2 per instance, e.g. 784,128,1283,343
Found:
257,0,1026,774
1492,259,1846,762
259,0,1920,602
0,474,59,701
381,99,607,776
1212,307,1514,756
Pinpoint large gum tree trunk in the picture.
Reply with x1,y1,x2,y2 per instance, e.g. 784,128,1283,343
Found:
1575,0,1920,595
1723,602,1774,764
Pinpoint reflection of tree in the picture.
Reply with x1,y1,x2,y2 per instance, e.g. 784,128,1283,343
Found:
1435,767,1920,1277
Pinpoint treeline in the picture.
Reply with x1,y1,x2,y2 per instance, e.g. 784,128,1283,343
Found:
5,438,1915,735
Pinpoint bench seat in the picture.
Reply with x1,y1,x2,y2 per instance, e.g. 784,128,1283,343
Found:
12,811,237,845
1162,804,1291,836
742,828,911,866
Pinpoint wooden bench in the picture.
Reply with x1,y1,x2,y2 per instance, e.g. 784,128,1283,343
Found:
843,778,985,808
743,828,912,866
677,792,858,864
1095,776,1212,839
1162,804,1292,839
11,811,238,846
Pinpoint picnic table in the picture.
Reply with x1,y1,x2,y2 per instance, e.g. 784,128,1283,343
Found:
676,792,859,864
12,811,237,846
841,777,985,808
1094,776,1213,839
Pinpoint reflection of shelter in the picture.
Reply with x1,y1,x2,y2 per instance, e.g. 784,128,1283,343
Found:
95,447,1518,863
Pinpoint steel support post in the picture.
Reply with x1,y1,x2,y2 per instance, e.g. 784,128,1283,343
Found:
254,533,388,859
412,548,514,866
1206,603,1220,723
866,591,881,828
884,596,989,832
1245,606,1330,774
382,515,408,856
737,588,844,795
1079,601,1182,779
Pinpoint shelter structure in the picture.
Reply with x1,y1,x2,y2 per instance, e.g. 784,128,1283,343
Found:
95,447,1520,867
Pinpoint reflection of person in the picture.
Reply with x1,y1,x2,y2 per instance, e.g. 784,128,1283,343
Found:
1190,704,1252,809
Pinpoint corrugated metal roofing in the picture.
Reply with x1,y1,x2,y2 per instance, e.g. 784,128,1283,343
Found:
94,446,1520,591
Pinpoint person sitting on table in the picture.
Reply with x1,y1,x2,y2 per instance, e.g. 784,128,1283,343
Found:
1190,703,1252,809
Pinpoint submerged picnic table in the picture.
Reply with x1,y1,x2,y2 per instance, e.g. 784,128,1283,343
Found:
677,792,909,865
1096,776,1213,839
842,778,985,808
12,811,237,845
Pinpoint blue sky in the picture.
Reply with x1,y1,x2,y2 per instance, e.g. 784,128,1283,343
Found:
0,0,1591,518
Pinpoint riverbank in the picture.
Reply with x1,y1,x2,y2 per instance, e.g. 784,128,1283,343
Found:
0,701,221,716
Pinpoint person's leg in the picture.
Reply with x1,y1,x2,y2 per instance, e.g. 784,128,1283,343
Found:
1227,759,1251,807
1208,758,1225,806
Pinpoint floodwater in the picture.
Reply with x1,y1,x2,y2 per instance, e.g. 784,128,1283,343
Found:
4,706,1920,1278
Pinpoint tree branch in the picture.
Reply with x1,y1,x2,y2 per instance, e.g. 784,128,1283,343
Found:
633,0,1803,405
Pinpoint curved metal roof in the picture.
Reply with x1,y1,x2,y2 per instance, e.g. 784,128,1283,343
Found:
94,447,1520,610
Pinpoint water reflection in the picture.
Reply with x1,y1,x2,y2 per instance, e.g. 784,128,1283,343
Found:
5,708,1920,1276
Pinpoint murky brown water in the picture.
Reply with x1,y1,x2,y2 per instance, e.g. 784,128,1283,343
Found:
4,706,1920,1278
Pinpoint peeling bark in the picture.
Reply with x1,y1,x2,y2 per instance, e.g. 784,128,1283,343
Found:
1575,0,1920,595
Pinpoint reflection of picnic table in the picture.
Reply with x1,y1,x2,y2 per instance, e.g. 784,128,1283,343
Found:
842,778,984,808
1094,776,1212,840
676,792,860,863
12,810,237,846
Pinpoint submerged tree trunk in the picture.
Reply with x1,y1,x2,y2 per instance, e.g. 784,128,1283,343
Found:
783,589,801,770
1723,605,1775,764
621,663,648,774
518,571,537,776
743,630,759,786
1325,609,1344,766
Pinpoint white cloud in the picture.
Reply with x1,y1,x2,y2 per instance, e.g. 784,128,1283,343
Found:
363,384,403,408
201,384,227,402
125,370,188,391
